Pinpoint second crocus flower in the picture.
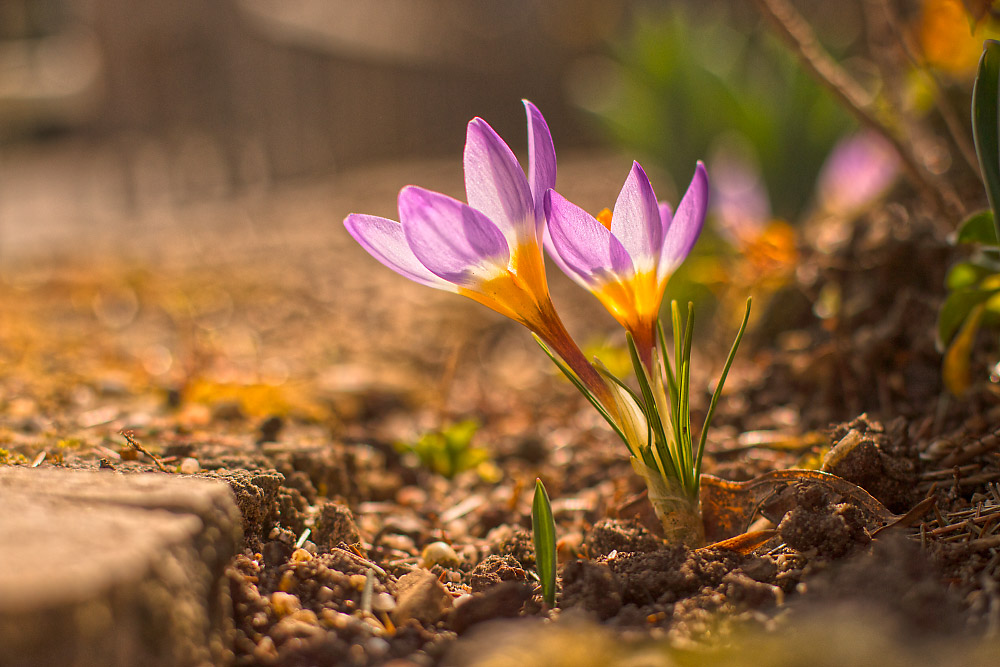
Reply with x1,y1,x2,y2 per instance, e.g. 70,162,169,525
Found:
544,161,709,369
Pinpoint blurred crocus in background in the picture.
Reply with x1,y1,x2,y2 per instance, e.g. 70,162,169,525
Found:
918,0,995,75
543,162,708,369
343,101,611,405
817,130,901,218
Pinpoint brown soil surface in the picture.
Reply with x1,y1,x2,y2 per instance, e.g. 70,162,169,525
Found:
2,150,1000,665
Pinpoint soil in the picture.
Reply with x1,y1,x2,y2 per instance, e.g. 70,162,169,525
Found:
3,152,1000,665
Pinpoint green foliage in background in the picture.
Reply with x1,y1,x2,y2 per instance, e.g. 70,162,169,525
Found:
939,40,1000,395
586,7,853,220
396,419,493,479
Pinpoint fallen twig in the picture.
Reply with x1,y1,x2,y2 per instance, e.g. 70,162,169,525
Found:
120,430,169,473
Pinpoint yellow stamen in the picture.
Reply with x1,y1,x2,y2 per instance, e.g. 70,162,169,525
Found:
593,270,663,333
596,207,613,230
593,269,664,367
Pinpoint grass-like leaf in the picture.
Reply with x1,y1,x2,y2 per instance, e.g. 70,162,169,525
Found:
532,478,557,607
973,40,1000,242
595,361,656,468
532,334,630,448
694,297,752,492
625,332,679,482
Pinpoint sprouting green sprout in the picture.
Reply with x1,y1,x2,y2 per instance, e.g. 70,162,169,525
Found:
396,419,492,479
537,298,750,546
532,478,557,608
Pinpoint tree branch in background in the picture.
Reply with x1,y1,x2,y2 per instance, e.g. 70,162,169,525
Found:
872,0,980,178
753,0,964,221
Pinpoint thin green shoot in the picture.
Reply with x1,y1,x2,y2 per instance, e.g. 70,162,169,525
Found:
532,478,557,608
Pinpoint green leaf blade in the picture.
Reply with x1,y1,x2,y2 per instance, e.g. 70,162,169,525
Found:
937,288,996,351
972,40,1000,241
956,210,999,245
695,297,752,493
532,479,558,608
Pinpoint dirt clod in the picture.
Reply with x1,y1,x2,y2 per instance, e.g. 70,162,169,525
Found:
824,416,919,513
313,501,362,550
559,560,622,620
394,569,454,625
587,518,663,558
450,582,530,634
201,469,284,550
778,496,871,559
469,554,527,593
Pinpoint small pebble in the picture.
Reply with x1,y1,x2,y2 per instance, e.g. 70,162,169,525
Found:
290,548,313,563
366,637,390,658
420,541,460,569
288,609,319,625
179,457,200,474
271,591,301,617
253,636,277,661
371,592,396,613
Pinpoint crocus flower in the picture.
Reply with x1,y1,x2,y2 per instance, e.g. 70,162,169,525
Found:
343,101,610,404
817,130,899,216
544,162,709,369
710,151,771,247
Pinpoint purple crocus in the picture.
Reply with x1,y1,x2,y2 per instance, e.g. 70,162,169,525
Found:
343,101,610,404
543,162,709,368
817,130,899,215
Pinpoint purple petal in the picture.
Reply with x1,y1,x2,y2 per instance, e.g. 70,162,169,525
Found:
659,162,708,281
525,99,556,232
464,117,535,243
658,202,673,237
545,189,633,288
344,214,456,291
611,162,663,270
398,186,510,285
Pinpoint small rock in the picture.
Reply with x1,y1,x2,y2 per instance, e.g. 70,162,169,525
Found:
449,581,530,634
179,457,201,474
372,592,396,613
271,591,301,616
393,569,453,625
420,541,460,569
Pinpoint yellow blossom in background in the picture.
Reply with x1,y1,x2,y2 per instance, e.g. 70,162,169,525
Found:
919,0,991,74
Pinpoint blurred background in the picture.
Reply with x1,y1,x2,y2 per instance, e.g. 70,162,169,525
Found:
0,0,996,440
0,0,992,324
0,0,987,253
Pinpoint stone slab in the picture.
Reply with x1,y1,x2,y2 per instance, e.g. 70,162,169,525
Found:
0,467,243,667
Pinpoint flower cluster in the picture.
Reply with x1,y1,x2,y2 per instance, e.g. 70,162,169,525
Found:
344,102,748,545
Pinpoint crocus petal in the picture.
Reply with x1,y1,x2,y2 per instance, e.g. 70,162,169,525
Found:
398,186,510,286
658,202,673,229
344,213,456,292
659,162,708,282
611,162,663,271
525,99,556,232
464,117,535,245
545,189,634,288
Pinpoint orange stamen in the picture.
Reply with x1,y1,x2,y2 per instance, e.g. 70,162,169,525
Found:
596,208,613,230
